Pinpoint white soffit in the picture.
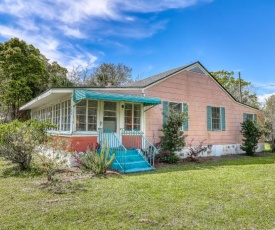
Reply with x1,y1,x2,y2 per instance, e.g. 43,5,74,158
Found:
20,89,73,110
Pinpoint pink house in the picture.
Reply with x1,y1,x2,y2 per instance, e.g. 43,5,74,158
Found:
20,62,264,172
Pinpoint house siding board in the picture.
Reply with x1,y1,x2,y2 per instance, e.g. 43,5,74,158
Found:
144,70,262,145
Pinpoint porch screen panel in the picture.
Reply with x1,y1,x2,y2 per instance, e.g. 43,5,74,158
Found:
124,103,132,131
66,100,71,131
133,104,141,131
88,100,97,131
124,103,141,131
76,100,87,131
54,104,61,130
61,100,71,131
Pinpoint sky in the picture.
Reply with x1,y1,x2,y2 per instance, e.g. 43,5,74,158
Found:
0,0,275,102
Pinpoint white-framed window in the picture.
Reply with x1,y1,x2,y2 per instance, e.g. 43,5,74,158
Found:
61,100,71,131
243,113,257,122
207,106,226,131
76,100,98,131
32,99,71,132
163,101,189,131
212,107,220,130
124,103,141,131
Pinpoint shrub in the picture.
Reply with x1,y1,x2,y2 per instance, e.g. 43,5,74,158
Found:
0,120,54,170
37,137,71,181
155,150,179,164
240,119,262,156
186,139,212,161
76,140,116,175
160,109,187,153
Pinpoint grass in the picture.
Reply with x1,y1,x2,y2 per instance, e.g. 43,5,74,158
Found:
0,154,275,229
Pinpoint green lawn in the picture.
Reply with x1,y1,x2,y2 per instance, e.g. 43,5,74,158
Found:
0,154,275,230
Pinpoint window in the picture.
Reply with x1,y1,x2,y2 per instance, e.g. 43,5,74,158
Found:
243,113,257,122
32,99,71,132
76,100,98,132
212,107,220,130
88,100,97,131
124,103,141,131
61,100,71,131
163,101,188,130
207,106,225,131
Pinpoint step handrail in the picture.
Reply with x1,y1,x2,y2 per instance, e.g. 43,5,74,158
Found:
120,129,156,167
98,128,127,172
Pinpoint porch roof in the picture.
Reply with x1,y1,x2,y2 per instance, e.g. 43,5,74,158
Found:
73,89,161,106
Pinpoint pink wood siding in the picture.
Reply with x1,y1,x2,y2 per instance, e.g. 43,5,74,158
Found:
144,70,263,146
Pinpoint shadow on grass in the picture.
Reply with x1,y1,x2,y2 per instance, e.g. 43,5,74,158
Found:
127,153,275,177
0,163,45,178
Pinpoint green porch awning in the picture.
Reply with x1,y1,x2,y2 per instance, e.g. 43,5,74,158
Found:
73,89,161,106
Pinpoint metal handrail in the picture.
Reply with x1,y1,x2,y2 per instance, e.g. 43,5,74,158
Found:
98,128,127,172
120,128,156,167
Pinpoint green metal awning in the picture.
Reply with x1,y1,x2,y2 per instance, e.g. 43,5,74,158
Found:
73,89,161,106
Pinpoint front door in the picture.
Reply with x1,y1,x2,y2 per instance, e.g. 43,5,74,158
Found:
103,101,117,132
99,101,120,147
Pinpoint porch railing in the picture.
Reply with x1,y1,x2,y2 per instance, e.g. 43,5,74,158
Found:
121,129,156,167
98,128,127,172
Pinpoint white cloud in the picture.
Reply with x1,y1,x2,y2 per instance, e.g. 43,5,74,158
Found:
0,0,211,68
119,0,212,13
67,53,98,70
59,25,86,39
258,93,275,103
0,24,97,69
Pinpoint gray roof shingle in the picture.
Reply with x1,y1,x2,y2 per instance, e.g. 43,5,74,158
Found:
127,64,193,87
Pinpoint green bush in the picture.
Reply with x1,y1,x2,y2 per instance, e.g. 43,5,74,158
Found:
0,120,54,169
240,119,262,156
160,109,187,153
155,150,179,164
77,140,116,175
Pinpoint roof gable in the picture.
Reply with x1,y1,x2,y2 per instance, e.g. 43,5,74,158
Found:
127,62,209,88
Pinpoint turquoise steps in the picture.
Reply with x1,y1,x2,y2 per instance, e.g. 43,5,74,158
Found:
109,149,155,173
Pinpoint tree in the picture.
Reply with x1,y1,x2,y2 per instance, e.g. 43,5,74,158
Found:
0,120,54,170
46,61,73,88
211,70,260,109
157,109,187,163
240,119,262,156
89,63,132,86
263,95,275,151
68,63,133,87
67,63,93,87
0,38,71,120
160,109,187,152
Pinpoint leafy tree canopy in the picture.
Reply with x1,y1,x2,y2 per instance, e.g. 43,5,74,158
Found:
69,63,133,87
0,38,71,120
211,70,260,109
89,63,132,87
263,95,275,151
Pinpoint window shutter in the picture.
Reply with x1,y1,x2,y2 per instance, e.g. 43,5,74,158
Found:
243,113,247,121
221,107,225,131
163,101,169,124
253,114,257,121
207,106,212,131
182,103,188,131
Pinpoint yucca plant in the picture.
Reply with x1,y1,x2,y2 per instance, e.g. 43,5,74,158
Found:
78,140,116,175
